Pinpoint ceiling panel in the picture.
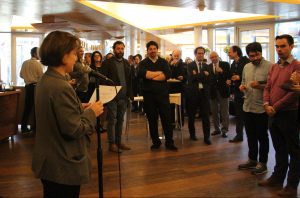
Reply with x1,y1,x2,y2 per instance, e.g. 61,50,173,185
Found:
0,0,299,47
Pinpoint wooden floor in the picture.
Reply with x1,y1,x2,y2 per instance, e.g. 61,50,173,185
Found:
0,112,299,198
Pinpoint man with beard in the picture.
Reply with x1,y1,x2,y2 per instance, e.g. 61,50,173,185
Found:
238,42,271,175
138,41,178,151
101,41,132,153
259,34,300,197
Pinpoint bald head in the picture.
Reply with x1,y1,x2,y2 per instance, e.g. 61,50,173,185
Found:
172,49,181,61
209,51,219,64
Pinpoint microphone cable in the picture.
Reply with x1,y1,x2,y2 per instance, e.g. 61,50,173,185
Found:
113,84,122,198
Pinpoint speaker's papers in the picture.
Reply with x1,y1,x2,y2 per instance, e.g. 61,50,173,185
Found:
89,85,122,104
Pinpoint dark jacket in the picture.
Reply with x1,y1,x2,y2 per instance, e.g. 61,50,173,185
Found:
208,61,231,99
168,59,187,94
101,56,133,98
229,56,250,99
186,60,210,99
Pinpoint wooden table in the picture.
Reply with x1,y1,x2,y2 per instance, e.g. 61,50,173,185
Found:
0,90,21,141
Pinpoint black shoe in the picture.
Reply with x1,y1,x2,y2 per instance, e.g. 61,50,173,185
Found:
229,137,243,143
165,144,178,151
204,139,212,145
151,142,162,150
190,136,198,141
211,131,221,136
21,128,32,134
222,133,228,138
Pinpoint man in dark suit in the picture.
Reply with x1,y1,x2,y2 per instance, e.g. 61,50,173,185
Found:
208,51,231,138
101,41,132,153
186,46,211,145
227,46,250,143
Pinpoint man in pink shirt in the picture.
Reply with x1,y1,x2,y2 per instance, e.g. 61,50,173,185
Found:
259,34,300,197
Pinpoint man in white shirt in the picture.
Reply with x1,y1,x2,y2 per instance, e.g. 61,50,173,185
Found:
20,47,43,133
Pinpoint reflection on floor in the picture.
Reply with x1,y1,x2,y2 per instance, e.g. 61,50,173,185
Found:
0,113,298,197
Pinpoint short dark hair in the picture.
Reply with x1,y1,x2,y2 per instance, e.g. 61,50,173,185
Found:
194,46,205,55
275,34,294,45
31,47,38,57
134,54,142,61
146,41,158,50
113,41,125,50
39,31,81,67
105,52,113,60
246,42,262,55
231,45,243,57
91,51,102,67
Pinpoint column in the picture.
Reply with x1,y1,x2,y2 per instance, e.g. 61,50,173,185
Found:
140,31,146,59
194,26,202,48
160,39,165,57
129,29,137,56
101,39,106,56
207,27,214,52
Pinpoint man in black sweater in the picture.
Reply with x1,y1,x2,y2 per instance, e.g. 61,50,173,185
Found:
138,41,178,151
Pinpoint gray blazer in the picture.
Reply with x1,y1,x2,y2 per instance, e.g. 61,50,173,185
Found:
32,68,96,185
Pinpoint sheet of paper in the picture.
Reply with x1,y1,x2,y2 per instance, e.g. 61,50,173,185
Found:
89,85,122,104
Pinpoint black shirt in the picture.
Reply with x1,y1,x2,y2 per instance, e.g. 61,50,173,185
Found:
138,57,171,95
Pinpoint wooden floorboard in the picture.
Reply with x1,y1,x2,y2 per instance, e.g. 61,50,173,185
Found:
0,112,299,197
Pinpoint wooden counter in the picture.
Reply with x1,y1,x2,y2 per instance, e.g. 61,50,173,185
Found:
0,90,21,140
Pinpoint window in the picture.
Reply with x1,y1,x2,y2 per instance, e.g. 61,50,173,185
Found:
214,27,234,62
0,33,11,83
275,21,300,60
181,29,208,61
240,29,270,60
16,37,40,85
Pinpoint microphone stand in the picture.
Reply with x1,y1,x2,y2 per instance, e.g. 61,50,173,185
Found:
95,78,104,198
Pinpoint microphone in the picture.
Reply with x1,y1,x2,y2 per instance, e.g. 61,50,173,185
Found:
90,70,114,85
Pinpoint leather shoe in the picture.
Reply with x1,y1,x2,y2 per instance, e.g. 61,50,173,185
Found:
21,128,32,134
277,186,297,197
109,144,122,153
118,143,131,150
165,144,178,151
211,131,221,136
151,142,162,150
190,136,198,141
222,133,228,138
229,137,243,143
258,177,283,187
204,139,212,145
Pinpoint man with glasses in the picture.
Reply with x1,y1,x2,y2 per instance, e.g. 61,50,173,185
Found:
238,42,271,175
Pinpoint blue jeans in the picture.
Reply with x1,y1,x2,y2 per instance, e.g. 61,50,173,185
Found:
106,98,128,144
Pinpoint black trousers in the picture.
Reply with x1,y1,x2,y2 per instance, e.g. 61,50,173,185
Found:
143,92,174,146
234,96,244,139
187,89,210,140
21,83,36,129
244,112,269,163
269,110,300,188
41,179,80,198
